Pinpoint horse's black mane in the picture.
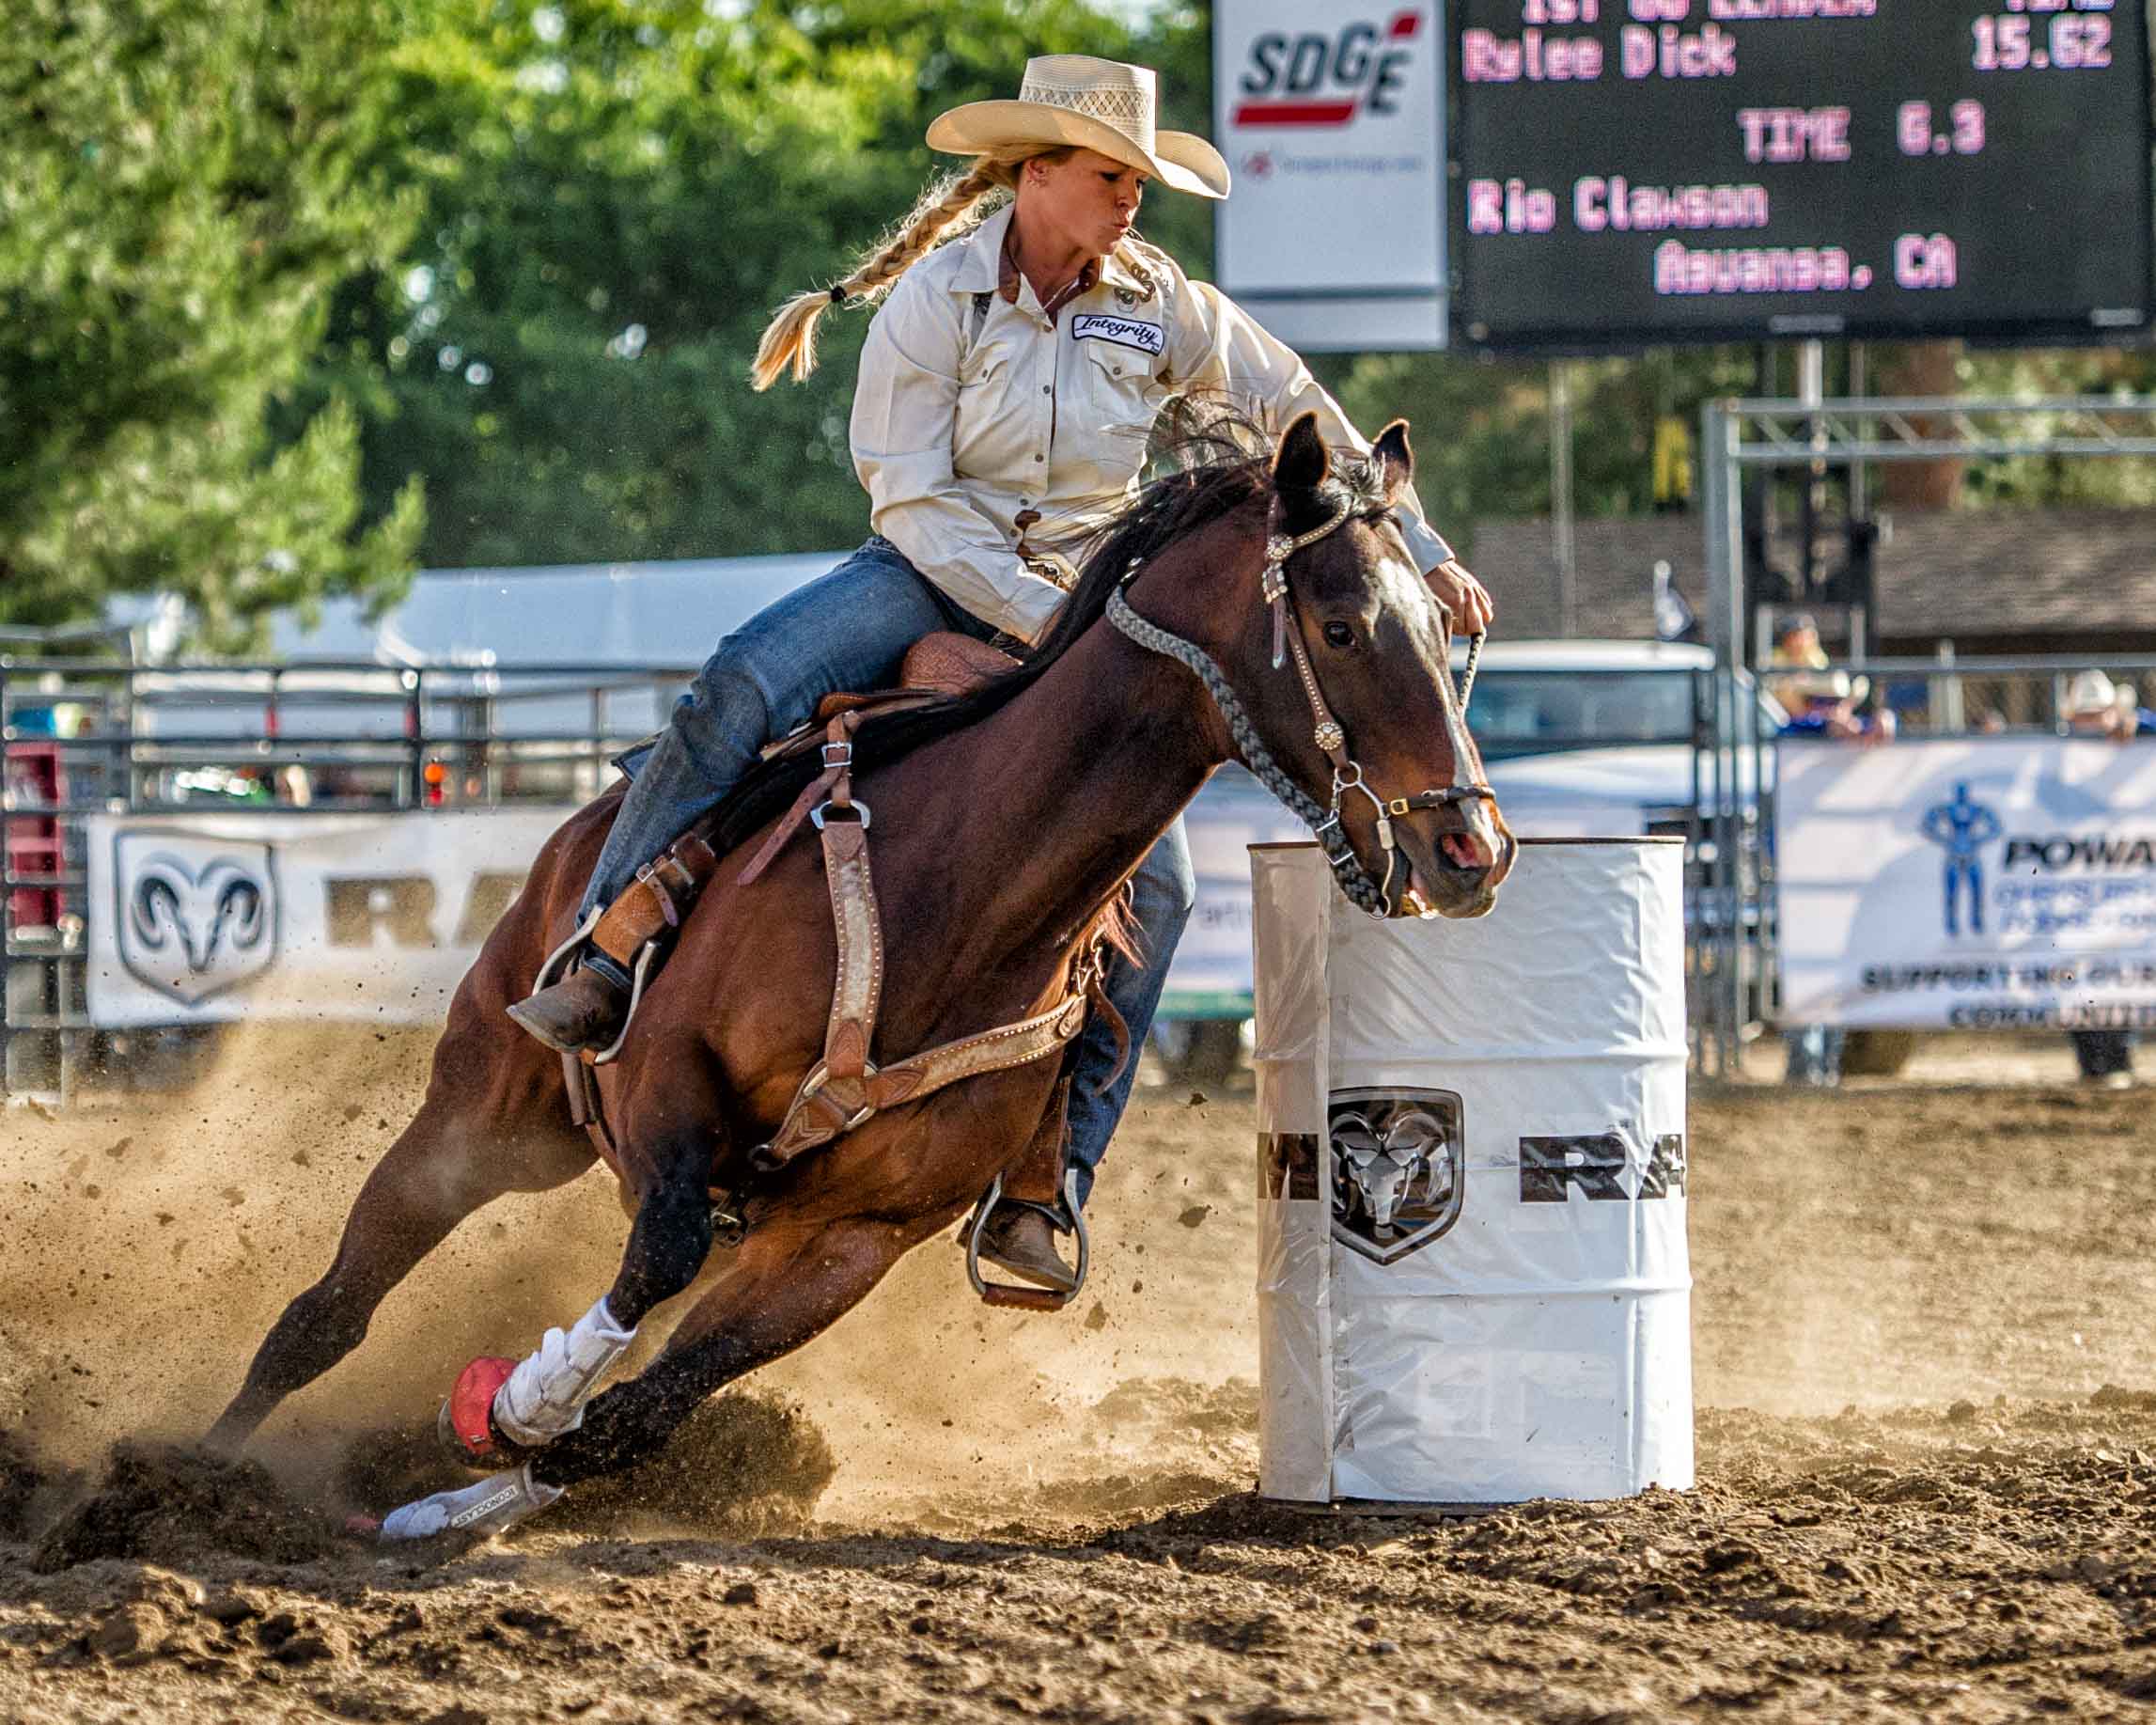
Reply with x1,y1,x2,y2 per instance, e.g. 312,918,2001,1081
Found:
704,406,1389,860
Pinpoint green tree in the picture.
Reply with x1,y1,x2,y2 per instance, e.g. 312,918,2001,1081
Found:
310,0,1154,571
0,0,426,650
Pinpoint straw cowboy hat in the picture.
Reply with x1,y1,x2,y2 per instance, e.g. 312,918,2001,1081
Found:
928,55,1231,200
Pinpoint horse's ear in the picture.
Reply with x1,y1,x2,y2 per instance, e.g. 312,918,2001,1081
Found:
1370,419,1414,506
1272,411,1331,496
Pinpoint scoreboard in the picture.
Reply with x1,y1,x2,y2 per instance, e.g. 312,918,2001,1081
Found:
1449,0,2152,348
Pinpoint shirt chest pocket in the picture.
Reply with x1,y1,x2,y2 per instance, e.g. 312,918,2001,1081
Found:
1077,331,1167,433
953,337,1023,467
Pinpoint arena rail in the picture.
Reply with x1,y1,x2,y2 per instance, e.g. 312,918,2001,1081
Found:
13,628,2143,1100
5,647,1716,1100
1,653,700,1100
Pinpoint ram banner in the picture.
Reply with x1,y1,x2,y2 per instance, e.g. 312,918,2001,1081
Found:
86,811,563,1028
85,800,1297,1029
1777,738,2156,1031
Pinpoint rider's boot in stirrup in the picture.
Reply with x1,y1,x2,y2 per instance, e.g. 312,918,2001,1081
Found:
975,1203,1080,1294
508,834,721,1055
508,963,628,1054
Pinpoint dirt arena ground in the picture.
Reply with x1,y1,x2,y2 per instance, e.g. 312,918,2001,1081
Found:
0,1027,2152,1721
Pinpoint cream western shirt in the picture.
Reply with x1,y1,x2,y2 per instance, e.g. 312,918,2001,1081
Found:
850,203,1454,644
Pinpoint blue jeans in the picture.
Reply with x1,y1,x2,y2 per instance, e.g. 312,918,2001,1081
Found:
1784,1025,1845,1087
583,537,1194,1207
1067,822,1194,1211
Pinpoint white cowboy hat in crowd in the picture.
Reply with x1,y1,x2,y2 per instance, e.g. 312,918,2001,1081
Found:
928,55,1231,200
2066,668,2119,716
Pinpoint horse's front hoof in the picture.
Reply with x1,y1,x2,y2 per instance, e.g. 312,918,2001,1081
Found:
379,1463,564,1543
439,1356,518,1464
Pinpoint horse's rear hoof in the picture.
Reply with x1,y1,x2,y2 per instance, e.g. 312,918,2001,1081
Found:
439,1356,518,1464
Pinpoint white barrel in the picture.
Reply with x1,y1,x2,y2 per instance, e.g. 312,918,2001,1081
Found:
1251,839,1692,1506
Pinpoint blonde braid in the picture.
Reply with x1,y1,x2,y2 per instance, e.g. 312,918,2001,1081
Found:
751,148,1068,391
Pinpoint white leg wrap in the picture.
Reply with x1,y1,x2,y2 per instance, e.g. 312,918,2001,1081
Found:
380,1462,563,1542
492,1295,637,1447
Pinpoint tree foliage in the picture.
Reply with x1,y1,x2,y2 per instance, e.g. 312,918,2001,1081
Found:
15,0,2149,644
0,0,426,649
309,0,1188,570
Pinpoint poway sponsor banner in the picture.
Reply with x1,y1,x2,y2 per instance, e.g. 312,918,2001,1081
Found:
1778,738,2156,1030
1212,0,1446,351
86,812,560,1027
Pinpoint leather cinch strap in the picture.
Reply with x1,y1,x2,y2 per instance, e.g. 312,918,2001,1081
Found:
748,718,1093,1174
738,711,865,887
557,698,1088,1234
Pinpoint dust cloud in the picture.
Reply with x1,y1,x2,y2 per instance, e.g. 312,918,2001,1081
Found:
0,1024,1262,1530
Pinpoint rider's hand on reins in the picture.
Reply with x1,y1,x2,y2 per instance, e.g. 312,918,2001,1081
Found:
1023,548,1083,594
1426,558,1494,636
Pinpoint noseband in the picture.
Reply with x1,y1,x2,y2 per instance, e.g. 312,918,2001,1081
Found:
1104,494,1494,919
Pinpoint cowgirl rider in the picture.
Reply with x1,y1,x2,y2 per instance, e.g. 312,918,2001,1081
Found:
510,55,1493,1292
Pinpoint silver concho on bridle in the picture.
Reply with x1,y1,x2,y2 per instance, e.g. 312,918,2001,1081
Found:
1106,490,1492,919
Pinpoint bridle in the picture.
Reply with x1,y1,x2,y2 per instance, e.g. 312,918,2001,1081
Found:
1105,491,1495,919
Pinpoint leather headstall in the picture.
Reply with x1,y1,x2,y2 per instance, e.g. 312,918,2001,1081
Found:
1108,487,1494,919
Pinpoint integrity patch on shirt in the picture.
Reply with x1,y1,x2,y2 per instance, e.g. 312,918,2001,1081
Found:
1070,314,1165,356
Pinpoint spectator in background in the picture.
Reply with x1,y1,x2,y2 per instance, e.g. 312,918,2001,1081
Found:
2063,670,2135,742
1781,668,1897,746
1766,613,1830,712
2064,670,2140,1088
1778,668,1894,1087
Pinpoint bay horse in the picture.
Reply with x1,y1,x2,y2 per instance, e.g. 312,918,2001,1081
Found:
203,412,1514,1534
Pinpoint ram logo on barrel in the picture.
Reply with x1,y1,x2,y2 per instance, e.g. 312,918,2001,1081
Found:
113,832,281,1006
1326,1086,1465,1264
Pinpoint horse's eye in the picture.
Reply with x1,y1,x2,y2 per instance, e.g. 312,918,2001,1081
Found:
1321,620,1355,650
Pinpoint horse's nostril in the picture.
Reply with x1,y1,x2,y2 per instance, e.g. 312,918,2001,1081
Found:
1441,830,1492,872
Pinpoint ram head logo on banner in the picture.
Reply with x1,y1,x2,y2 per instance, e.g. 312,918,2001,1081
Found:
114,833,280,1006
1327,1087,1465,1264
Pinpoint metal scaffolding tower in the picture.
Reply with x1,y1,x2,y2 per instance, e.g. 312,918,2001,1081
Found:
1696,395,2156,1076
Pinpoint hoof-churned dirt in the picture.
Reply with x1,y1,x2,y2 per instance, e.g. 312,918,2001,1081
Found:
0,1027,2151,1720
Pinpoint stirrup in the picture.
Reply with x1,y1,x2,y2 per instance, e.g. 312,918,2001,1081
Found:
531,906,601,995
586,941,657,1067
520,906,659,1066
965,1170,1089,1312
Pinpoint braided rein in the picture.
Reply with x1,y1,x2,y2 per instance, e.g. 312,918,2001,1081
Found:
1105,584,1393,917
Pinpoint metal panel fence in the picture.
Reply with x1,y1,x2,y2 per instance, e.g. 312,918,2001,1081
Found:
1,654,697,1099
15,631,2148,1098
1696,393,2156,1076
